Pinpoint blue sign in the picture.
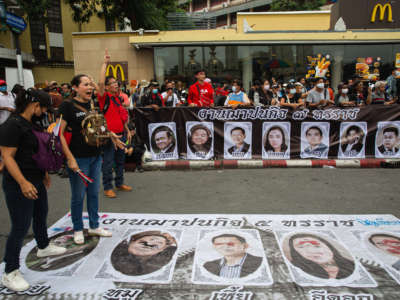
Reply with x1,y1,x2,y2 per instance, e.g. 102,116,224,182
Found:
6,12,26,32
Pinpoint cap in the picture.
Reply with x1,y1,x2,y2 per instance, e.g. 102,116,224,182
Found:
294,82,303,87
0,80,6,86
150,81,159,87
271,84,279,89
288,78,296,83
287,83,295,89
27,88,52,110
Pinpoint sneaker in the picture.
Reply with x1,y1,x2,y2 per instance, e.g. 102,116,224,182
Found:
88,227,112,237
116,184,132,192
1,270,30,292
37,243,67,258
74,231,85,244
104,189,116,198
137,166,144,173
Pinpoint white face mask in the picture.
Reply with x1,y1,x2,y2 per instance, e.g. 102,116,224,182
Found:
232,86,237,92
342,89,348,94
264,85,270,91
289,89,296,94
316,83,325,89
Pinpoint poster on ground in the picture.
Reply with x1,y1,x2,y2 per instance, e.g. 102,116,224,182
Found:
1,213,400,299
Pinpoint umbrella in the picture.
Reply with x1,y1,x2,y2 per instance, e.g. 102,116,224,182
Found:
264,59,290,69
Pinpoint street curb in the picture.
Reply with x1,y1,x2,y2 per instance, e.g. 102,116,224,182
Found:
125,159,400,171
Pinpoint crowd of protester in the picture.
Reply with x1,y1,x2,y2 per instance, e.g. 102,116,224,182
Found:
131,68,400,109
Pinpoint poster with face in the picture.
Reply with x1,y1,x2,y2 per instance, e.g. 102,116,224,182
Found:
23,230,99,276
224,122,252,159
262,122,290,159
375,122,400,158
96,229,182,283
338,122,367,159
192,229,273,286
275,230,376,287
148,122,178,160
362,231,400,284
186,122,214,160
300,122,330,159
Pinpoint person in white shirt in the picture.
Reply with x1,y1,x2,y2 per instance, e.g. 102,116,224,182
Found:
0,80,16,173
161,87,180,107
306,77,334,108
0,80,16,125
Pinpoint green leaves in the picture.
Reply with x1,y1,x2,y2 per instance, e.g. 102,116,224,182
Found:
270,0,327,11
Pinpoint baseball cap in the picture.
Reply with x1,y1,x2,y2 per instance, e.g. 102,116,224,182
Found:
0,80,7,86
294,82,303,87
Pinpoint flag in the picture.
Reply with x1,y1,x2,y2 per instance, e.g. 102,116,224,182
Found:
53,115,62,137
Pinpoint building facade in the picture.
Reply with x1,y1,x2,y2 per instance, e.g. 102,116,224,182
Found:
0,0,116,87
71,0,399,92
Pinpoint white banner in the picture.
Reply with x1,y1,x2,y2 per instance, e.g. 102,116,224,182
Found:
1,213,399,299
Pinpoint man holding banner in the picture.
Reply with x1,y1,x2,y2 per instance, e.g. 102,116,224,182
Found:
188,70,214,107
98,49,132,198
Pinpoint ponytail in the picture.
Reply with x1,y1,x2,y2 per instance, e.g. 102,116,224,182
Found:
14,88,29,114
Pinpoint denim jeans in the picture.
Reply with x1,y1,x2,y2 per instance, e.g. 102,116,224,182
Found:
102,135,126,190
68,155,101,231
2,177,50,273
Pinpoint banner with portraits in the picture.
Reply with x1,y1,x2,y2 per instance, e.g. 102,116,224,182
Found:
134,105,400,160
7,213,400,299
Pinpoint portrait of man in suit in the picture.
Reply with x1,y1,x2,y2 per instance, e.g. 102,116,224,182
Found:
227,127,250,155
203,234,263,278
151,126,176,154
378,126,400,156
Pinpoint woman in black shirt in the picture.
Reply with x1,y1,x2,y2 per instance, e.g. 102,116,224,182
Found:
59,74,123,245
0,89,66,292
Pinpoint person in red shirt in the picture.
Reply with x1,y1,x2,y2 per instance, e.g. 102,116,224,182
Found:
98,49,132,198
188,70,214,107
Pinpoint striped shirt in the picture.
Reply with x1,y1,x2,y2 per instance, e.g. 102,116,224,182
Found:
219,253,248,278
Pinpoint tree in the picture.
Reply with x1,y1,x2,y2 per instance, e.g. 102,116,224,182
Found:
65,0,181,31
270,0,328,11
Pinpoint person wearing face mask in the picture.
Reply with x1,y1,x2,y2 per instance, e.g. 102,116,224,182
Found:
306,77,334,108
0,80,16,173
141,81,164,109
259,80,273,105
280,83,304,109
335,84,355,107
386,68,399,102
0,80,16,126
224,80,250,108
61,83,72,99
0,89,67,291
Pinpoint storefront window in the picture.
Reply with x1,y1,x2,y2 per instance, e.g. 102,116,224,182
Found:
154,43,400,91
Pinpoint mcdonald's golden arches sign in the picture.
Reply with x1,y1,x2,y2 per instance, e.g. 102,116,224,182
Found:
330,0,399,30
106,62,129,84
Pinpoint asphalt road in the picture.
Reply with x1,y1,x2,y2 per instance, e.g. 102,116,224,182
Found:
0,168,399,259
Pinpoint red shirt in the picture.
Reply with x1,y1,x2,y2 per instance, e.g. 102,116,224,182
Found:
188,82,214,107
216,87,229,97
98,91,124,133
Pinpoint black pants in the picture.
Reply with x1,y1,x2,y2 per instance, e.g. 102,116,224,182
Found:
2,176,50,273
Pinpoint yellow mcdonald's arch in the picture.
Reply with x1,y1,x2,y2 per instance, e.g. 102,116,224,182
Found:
371,3,393,22
106,64,125,81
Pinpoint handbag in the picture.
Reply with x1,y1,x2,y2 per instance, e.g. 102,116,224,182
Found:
32,129,64,172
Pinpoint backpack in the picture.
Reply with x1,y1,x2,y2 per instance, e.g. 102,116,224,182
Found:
31,129,64,172
103,94,129,124
73,100,110,147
